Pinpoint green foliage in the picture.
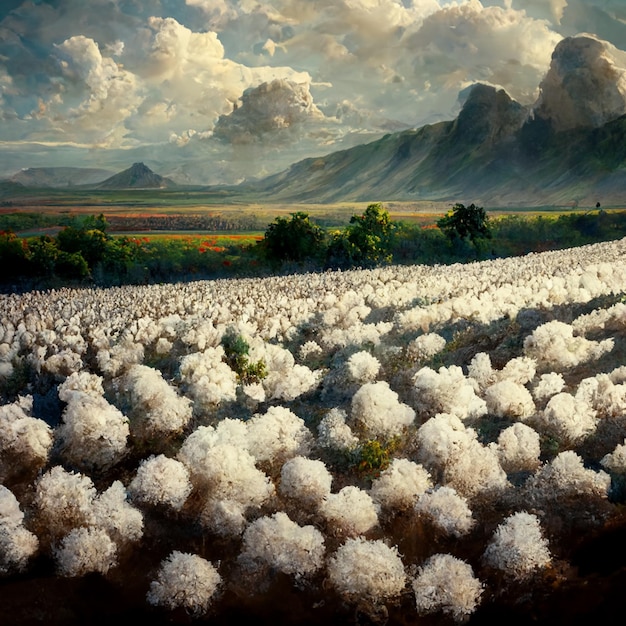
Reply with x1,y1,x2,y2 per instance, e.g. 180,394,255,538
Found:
260,211,326,263
220,329,267,385
353,437,399,478
326,202,395,268
437,203,491,252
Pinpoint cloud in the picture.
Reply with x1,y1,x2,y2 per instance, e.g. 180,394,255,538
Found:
212,78,325,144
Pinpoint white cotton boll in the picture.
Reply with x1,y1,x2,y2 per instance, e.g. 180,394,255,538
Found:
494,423,541,473
0,524,39,574
467,352,495,389
179,441,274,508
279,456,333,509
317,408,359,451
0,399,53,473
265,363,321,401
523,320,614,370
346,351,380,383
55,527,117,577
498,357,537,386
56,392,129,470
413,414,509,499
34,466,96,538
57,371,105,400
412,554,482,622
413,366,487,422
93,481,143,545
351,381,415,439
414,487,474,537
239,512,325,579
147,551,221,616
326,538,406,603
96,339,144,377
320,486,378,537
532,373,565,403
526,450,611,502
154,337,173,355
0,485,23,528
534,392,597,446
406,333,446,361
370,458,433,512
42,350,84,378
484,380,536,419
589,374,626,418
179,347,238,410
601,439,626,473
298,340,323,362
483,512,551,580
200,498,248,537
246,406,313,465
120,364,192,438
129,455,192,511
242,382,266,403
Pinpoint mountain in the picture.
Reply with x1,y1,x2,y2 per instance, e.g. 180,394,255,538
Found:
9,167,113,188
242,36,626,207
95,162,177,190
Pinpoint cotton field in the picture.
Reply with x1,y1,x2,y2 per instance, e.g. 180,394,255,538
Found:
2,239,626,624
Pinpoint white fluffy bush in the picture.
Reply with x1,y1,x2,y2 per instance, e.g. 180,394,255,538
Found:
412,554,482,622
415,486,474,537
532,372,565,403
413,366,487,421
0,396,53,475
0,485,38,574
533,392,597,446
200,498,248,537
129,455,192,511
346,351,380,383
351,381,415,439
246,406,313,465
34,466,96,539
279,456,333,509
93,481,143,546
320,486,379,537
484,380,536,419
523,320,614,370
317,408,359,451
525,450,611,502
483,511,551,579
406,333,446,361
239,512,326,579
492,423,541,473
147,551,221,616
370,458,433,511
326,538,406,602
413,413,509,499
55,527,117,577
119,364,192,438
601,439,626,473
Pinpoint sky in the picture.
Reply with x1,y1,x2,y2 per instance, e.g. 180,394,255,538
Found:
1,0,626,185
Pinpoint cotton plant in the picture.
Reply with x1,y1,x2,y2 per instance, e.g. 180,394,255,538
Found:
491,423,542,474
412,554,483,622
326,537,406,604
128,455,192,512
92,480,143,546
406,333,446,362
117,364,192,439
316,408,359,452
54,527,117,577
0,395,53,479
414,486,475,537
319,485,379,538
483,511,551,580
0,485,39,575
532,372,566,405
279,456,333,510
601,439,626,473
370,458,433,512
147,551,222,616
413,413,509,500
413,365,487,422
238,512,326,580
350,381,415,439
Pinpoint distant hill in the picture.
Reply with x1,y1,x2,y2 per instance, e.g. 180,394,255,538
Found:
95,162,177,190
9,167,113,188
239,36,626,207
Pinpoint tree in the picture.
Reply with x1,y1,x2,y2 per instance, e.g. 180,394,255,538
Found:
437,203,491,253
260,212,326,263
326,203,395,268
